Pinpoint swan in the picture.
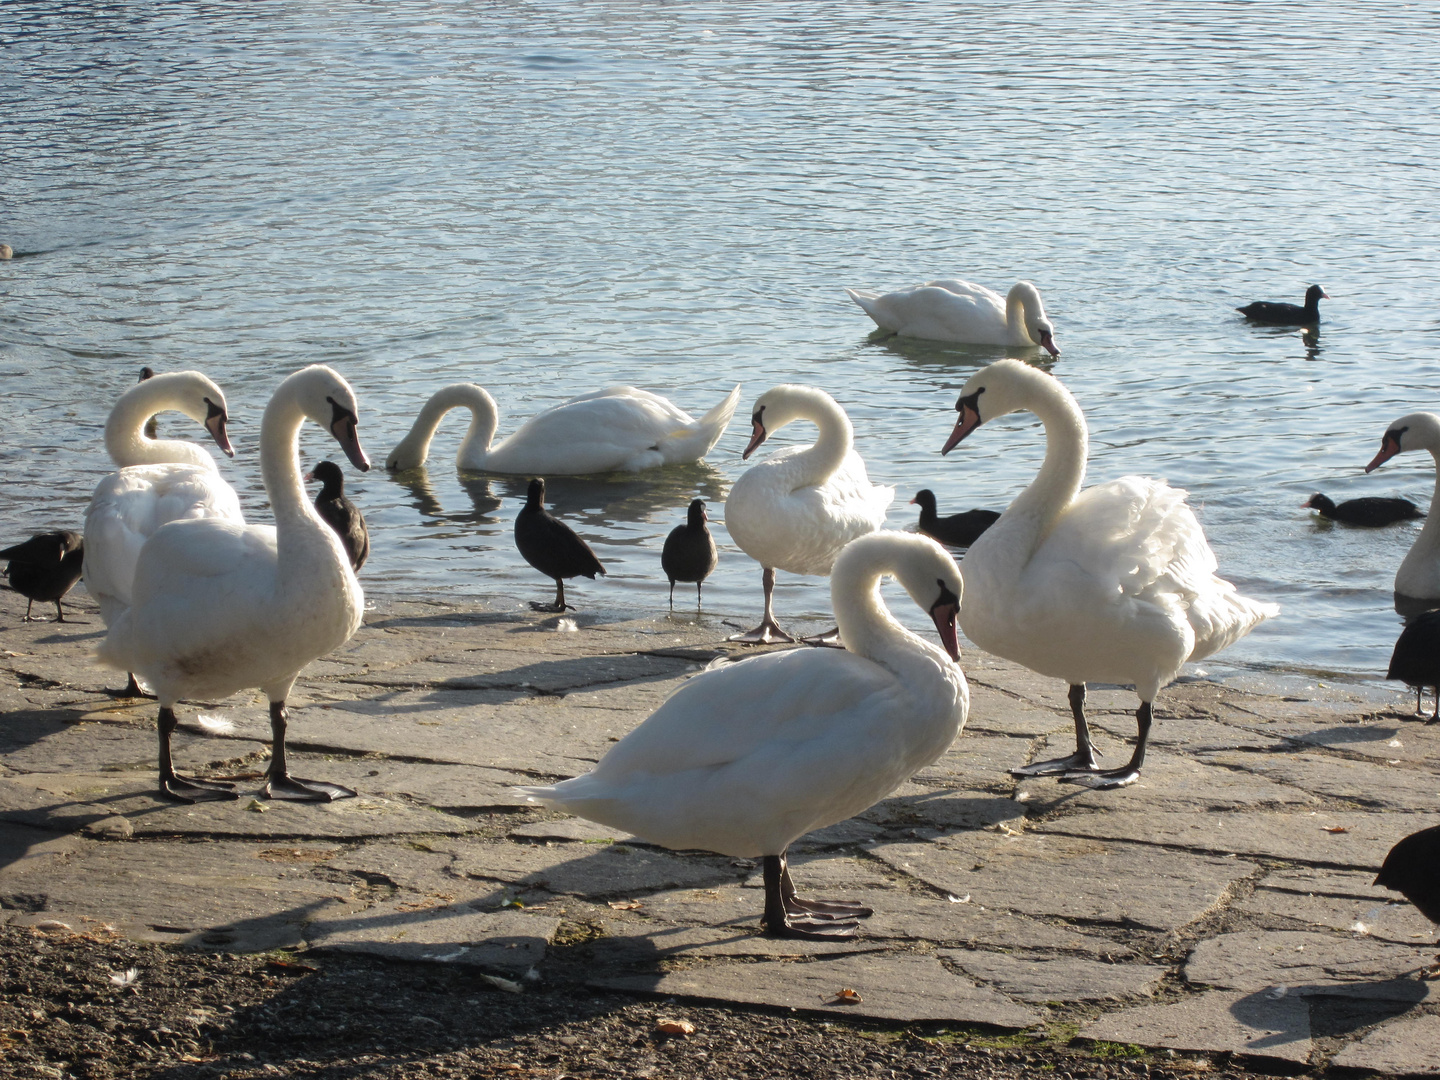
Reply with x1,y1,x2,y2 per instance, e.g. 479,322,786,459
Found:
940,359,1277,788
724,384,894,644
1364,413,1440,599
845,278,1060,354
96,365,370,804
521,531,967,939
83,372,246,697
384,383,741,475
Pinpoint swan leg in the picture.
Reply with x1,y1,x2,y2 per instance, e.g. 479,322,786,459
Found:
1064,700,1152,789
118,672,156,699
530,578,571,613
780,861,873,918
728,568,796,644
801,627,845,648
157,706,237,804
760,854,862,939
1011,684,1100,776
262,702,356,802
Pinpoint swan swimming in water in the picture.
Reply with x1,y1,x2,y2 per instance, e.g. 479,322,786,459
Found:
941,359,1277,788
385,383,740,475
846,278,1060,354
522,531,968,939
97,365,370,804
724,384,893,644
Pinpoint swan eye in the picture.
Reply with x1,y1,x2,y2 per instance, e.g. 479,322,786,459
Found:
932,579,960,612
955,388,984,417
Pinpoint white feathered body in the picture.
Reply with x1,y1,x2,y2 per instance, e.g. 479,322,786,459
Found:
961,475,1277,702
846,279,1049,347
83,463,245,624
726,447,892,576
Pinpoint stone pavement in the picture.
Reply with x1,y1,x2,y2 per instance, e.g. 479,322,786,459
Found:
2,586,1439,1075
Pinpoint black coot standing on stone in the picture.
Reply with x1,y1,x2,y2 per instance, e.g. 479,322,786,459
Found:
514,478,605,612
661,498,717,609
307,460,370,571
910,489,1000,549
1,531,86,622
1386,608,1440,721
1237,284,1328,325
1304,492,1424,527
1375,824,1440,973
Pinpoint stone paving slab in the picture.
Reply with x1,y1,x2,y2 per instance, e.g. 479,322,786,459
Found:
1331,1013,1440,1075
5,587,1440,1070
1079,988,1314,1064
589,951,1043,1028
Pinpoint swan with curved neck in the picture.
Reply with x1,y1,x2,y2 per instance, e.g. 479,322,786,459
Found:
846,278,1060,354
97,365,371,804
523,530,967,939
941,359,1276,788
84,372,246,685
385,383,741,475
724,384,894,643
1364,412,1440,599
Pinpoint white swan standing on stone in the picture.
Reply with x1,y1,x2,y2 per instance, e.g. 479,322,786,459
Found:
84,372,245,695
97,365,370,804
845,278,1061,354
724,384,894,644
1364,412,1440,600
941,359,1277,788
522,531,967,939
384,383,741,475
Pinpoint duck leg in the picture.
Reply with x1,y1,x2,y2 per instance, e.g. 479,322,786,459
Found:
1064,700,1152,789
1430,685,1439,724
21,599,34,622
157,706,237,803
695,581,703,609
263,701,356,802
728,568,795,644
760,853,863,939
530,578,570,614
667,580,676,611
1011,684,1099,776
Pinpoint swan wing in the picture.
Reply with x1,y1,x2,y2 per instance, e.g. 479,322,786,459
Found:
847,281,1007,342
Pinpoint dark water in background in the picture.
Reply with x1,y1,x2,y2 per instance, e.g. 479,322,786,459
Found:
3,2,1439,686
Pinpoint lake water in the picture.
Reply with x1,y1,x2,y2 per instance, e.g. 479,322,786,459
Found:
4,1,1439,687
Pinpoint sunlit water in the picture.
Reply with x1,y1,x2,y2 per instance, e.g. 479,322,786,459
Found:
4,2,1439,688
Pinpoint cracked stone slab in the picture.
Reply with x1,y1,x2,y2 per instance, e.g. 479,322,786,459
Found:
856,784,1026,832
0,706,267,775
871,832,1257,932
307,902,559,973
1080,987,1312,1064
912,733,1042,790
1185,930,1425,997
1235,885,1439,945
1331,1013,1440,1074
588,921,885,962
1037,809,1440,867
1246,717,1440,765
334,650,696,696
1201,748,1440,810
942,950,1165,1003
1015,750,1318,814
454,840,748,898
0,771,475,840
591,951,1042,1028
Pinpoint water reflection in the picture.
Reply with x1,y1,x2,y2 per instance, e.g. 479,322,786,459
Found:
868,333,1057,378
386,467,502,524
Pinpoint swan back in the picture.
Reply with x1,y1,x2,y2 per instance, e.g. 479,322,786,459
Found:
105,371,235,469
522,531,967,858
726,384,893,576
845,278,1059,353
385,384,498,471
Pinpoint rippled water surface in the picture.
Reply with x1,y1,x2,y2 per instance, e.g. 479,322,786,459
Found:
4,2,1439,683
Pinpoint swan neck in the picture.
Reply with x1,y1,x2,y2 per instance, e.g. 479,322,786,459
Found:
786,392,853,486
398,386,498,467
105,388,211,469
260,391,314,527
831,553,925,670
1405,449,1440,563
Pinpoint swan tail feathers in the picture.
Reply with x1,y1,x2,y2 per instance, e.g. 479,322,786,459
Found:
1186,591,1279,663
657,384,742,463
845,288,883,321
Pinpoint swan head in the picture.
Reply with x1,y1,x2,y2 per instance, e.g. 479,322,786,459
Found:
941,358,1054,455
282,365,370,472
742,384,840,460
120,370,235,458
836,532,963,661
1010,282,1060,356
385,384,498,471
1366,412,1440,473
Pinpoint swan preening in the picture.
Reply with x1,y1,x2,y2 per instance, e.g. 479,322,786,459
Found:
83,371,246,692
941,359,1277,788
97,365,371,803
724,384,893,643
522,530,967,939
846,279,1060,355
1365,412,1440,600
385,383,741,475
